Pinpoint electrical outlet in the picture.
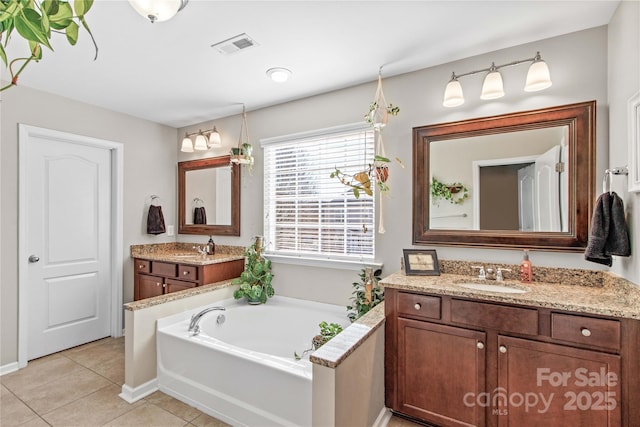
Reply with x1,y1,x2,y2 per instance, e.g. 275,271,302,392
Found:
167,225,174,236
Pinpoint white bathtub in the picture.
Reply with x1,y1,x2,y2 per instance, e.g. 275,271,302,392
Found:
156,295,349,426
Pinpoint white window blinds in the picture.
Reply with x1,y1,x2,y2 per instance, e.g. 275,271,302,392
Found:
262,124,375,261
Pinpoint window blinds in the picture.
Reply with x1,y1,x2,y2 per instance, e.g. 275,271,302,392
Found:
263,125,375,261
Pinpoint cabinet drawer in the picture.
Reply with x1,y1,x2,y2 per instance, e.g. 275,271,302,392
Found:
451,299,538,336
551,313,620,351
152,261,178,277
397,292,441,320
135,259,150,273
178,265,198,281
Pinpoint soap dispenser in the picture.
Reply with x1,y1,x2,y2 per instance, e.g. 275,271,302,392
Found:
520,250,532,283
206,236,215,255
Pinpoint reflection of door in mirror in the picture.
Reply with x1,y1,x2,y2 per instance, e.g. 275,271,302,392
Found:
430,126,568,232
185,168,232,226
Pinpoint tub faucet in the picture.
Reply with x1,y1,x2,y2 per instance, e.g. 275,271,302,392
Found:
188,306,226,335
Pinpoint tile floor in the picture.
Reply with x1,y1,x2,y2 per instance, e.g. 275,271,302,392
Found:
1,337,422,426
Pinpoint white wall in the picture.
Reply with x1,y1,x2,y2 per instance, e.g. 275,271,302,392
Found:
1,85,178,366
608,0,640,284
178,26,616,307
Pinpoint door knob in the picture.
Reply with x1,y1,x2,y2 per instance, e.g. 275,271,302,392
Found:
28,255,40,263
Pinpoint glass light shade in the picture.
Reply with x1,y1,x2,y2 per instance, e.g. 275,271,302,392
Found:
194,134,209,151
207,128,222,148
180,136,194,152
128,0,183,23
480,70,505,100
266,68,292,83
443,79,464,107
525,60,552,92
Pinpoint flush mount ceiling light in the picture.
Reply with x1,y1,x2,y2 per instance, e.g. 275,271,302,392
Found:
181,125,222,153
443,51,552,108
266,68,292,83
129,0,188,23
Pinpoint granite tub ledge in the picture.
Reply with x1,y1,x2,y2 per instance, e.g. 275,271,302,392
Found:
130,242,245,266
310,302,385,369
124,279,236,311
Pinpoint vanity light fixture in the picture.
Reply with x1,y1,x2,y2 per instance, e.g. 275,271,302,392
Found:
129,0,189,23
180,126,222,153
443,51,552,107
266,68,292,83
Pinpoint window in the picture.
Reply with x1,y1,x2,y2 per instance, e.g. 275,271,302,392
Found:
262,123,375,262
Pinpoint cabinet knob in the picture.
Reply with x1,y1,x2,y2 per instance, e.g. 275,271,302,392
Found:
476,342,485,350
183,271,189,276
581,328,591,337
414,303,421,310
156,282,161,287
139,264,144,269
499,345,507,353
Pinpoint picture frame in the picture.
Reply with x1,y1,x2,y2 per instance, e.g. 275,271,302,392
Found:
403,249,440,276
629,90,640,193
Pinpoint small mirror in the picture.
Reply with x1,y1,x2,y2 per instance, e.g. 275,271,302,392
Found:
178,155,240,236
413,101,595,251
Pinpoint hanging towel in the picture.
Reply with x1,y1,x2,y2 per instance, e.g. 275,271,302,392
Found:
584,192,630,266
147,205,166,235
193,207,207,225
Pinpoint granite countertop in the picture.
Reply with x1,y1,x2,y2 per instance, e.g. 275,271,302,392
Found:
124,279,236,311
381,270,640,320
131,242,245,266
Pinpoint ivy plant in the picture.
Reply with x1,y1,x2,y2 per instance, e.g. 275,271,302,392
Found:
346,267,384,322
0,0,97,91
431,177,469,206
232,241,274,304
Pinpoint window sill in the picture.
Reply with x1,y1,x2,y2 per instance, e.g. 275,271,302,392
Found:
264,253,383,271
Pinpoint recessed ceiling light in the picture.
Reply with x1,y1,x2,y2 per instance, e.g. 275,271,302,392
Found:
266,68,292,83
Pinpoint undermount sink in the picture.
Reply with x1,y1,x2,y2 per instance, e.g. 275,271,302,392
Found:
457,282,528,294
171,254,203,258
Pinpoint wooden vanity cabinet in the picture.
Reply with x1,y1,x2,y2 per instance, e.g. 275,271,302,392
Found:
133,258,244,301
385,288,639,427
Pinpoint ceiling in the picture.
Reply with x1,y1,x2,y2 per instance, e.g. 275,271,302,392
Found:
2,0,619,128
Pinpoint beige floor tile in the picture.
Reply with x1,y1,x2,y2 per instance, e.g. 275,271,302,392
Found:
145,391,203,422
61,337,123,358
90,354,125,385
14,417,50,427
0,388,39,426
42,384,142,427
101,402,188,427
1,355,85,395
190,412,232,427
16,366,111,415
64,340,124,370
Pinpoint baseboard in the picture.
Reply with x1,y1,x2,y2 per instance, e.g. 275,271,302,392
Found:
373,407,393,427
0,362,19,376
119,378,158,403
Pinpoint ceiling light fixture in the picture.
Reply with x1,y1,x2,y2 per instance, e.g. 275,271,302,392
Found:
443,51,552,107
180,125,222,153
266,68,292,83
129,0,189,23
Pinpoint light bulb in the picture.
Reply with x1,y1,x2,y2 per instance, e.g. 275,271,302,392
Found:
180,136,194,152
194,133,208,150
208,127,222,148
128,0,186,23
481,68,505,100
525,58,552,92
443,77,464,107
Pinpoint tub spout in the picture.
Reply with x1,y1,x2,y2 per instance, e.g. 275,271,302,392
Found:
188,306,226,335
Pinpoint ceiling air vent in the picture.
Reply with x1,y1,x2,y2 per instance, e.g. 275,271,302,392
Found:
211,33,259,55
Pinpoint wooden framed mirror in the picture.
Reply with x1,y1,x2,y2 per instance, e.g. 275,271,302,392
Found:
178,155,241,236
413,101,595,251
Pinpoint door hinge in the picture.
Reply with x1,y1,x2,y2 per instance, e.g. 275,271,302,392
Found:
555,162,565,173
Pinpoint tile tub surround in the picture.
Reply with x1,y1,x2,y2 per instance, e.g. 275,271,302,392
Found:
381,265,640,320
131,242,245,265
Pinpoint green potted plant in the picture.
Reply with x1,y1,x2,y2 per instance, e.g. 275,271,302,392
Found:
232,238,274,304
0,0,97,91
347,267,384,322
431,177,469,206
330,155,392,198
294,321,344,360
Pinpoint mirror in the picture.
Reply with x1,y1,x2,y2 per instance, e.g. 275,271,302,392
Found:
178,155,241,236
413,101,595,251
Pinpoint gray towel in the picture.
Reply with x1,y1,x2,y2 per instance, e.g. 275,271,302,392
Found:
193,207,207,224
147,205,166,235
584,192,630,266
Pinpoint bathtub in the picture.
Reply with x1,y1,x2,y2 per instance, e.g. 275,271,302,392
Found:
156,295,349,426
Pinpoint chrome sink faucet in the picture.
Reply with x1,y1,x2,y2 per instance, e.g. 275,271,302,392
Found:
188,306,226,335
496,268,512,282
193,245,208,257
472,265,486,280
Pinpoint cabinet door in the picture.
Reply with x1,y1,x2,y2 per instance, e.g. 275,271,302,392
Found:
397,318,486,427
137,274,164,300
165,278,196,294
498,336,621,427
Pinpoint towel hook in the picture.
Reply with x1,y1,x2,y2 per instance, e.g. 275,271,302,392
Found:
602,166,629,194
150,195,162,205
193,197,204,207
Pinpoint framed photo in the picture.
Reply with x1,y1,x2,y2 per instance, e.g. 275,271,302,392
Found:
629,90,640,193
403,249,440,276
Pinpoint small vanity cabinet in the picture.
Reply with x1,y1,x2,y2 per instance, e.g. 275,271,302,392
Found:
133,258,244,300
385,288,640,427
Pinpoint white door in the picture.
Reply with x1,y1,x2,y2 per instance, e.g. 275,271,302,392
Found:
24,130,112,360
534,145,561,232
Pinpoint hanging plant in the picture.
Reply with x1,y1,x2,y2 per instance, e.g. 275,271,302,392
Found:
364,101,400,128
0,0,98,91
330,155,394,198
431,177,469,206
229,105,254,168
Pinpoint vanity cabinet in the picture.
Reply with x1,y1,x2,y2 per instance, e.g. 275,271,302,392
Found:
133,258,244,301
385,288,639,427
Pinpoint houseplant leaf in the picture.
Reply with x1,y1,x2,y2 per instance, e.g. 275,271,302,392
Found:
14,8,52,49
65,20,77,45
73,0,93,17
48,2,72,30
